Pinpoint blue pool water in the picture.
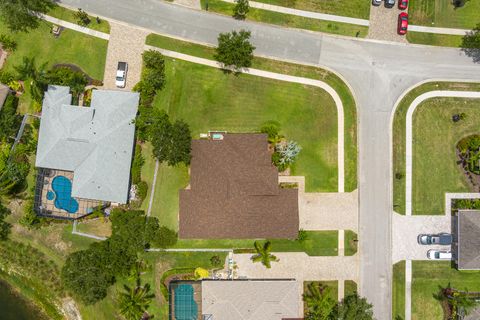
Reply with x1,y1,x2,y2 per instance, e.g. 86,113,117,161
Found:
174,284,198,320
46,191,54,200
51,176,79,214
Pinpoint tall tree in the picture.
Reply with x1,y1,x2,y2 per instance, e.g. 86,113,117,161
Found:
14,57,48,102
303,282,336,320
117,278,155,320
251,241,279,268
233,0,249,20
150,110,173,163
0,0,56,32
335,293,374,320
168,120,192,166
462,23,480,63
215,30,255,71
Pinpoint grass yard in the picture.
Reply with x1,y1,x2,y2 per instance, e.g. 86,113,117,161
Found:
0,20,107,114
47,6,110,33
252,0,370,19
172,231,339,256
411,97,480,214
154,57,339,188
408,0,480,29
146,33,357,192
412,261,480,320
304,280,338,312
392,82,480,214
74,219,112,238
393,261,405,320
407,31,463,47
344,230,358,256
201,0,368,38
344,280,357,297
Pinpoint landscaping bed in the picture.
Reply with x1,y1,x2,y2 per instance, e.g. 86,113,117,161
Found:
200,0,368,38
392,82,480,214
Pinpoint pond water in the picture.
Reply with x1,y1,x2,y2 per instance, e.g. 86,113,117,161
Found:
0,280,47,320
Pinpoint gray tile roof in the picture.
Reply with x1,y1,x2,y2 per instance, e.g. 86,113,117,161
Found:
457,210,480,270
35,86,139,203
201,280,300,320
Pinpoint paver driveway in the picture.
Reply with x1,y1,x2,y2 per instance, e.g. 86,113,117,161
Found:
392,213,452,263
368,4,408,42
103,22,148,90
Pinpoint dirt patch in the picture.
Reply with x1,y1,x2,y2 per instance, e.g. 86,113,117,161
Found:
61,297,82,320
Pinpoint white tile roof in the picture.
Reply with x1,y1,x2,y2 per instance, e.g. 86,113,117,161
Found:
201,280,300,320
35,85,139,203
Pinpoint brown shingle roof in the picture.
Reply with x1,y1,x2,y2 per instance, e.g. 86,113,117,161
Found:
179,133,299,239
457,210,480,270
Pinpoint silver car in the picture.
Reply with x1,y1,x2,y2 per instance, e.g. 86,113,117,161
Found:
372,0,382,5
418,233,452,245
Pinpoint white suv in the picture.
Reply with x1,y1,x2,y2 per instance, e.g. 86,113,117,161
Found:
115,62,128,88
427,249,452,260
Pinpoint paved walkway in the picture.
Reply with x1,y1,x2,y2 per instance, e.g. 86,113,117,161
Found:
405,90,480,215
103,22,148,90
409,25,469,36
146,45,346,192
174,0,201,9
338,229,345,256
405,260,412,320
220,0,369,26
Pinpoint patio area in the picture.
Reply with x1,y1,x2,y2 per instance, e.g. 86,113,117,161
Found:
34,168,105,219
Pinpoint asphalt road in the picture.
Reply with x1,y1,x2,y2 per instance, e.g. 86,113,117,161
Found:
58,0,480,318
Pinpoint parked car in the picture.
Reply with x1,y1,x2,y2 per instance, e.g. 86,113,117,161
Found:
385,0,395,8
372,0,382,6
398,0,408,10
418,233,453,245
427,249,452,260
115,61,128,88
397,12,408,35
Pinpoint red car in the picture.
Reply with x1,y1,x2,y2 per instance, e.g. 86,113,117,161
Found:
398,0,408,9
398,12,408,35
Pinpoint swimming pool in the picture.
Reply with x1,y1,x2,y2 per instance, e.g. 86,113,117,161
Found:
174,284,198,320
50,176,79,214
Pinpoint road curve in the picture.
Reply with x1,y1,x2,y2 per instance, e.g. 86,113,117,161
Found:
57,0,480,318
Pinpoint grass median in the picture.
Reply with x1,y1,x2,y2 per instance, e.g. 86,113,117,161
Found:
201,0,368,38
407,31,463,47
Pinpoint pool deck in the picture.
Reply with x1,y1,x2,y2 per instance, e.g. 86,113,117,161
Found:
35,169,104,219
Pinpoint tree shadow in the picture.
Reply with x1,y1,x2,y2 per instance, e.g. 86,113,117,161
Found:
461,28,480,63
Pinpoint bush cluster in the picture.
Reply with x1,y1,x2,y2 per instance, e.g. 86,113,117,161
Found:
61,209,177,304
0,34,16,51
134,50,166,107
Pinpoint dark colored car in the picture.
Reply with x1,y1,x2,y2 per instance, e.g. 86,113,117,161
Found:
385,0,395,8
398,12,408,35
399,0,408,10
417,233,453,245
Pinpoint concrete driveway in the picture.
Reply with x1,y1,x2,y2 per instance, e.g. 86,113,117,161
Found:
392,213,453,263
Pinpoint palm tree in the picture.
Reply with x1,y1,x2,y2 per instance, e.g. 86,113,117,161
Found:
251,241,279,268
303,282,336,320
117,278,155,320
14,57,47,102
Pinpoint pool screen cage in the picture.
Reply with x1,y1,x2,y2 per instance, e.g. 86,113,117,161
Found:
34,168,106,220
168,280,202,320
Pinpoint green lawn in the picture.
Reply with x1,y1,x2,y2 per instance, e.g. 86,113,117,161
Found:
344,230,358,256
412,97,480,214
304,280,338,303
0,20,107,114
0,20,107,80
412,261,480,320
409,0,480,29
392,82,480,214
47,5,111,33
201,0,368,37
344,280,357,297
252,0,370,19
393,261,405,320
155,57,339,192
407,31,463,47
146,33,357,192
172,231,338,256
